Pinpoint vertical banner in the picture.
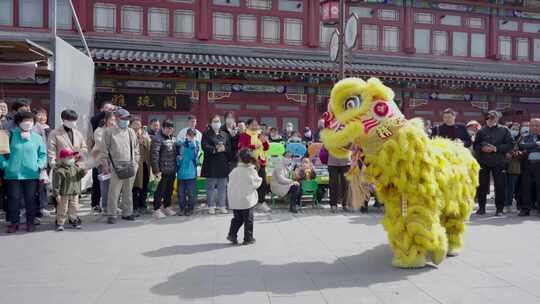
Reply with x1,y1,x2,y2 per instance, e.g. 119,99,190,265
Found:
54,37,95,139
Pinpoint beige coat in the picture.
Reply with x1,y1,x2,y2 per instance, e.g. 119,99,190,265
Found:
134,134,152,188
97,127,140,171
48,126,88,167
270,161,295,197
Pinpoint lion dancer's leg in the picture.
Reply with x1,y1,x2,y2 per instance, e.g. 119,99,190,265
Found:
380,188,448,268
441,198,473,256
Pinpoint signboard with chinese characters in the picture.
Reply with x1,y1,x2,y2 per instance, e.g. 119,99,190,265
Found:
96,79,189,90
95,93,192,112
214,83,288,93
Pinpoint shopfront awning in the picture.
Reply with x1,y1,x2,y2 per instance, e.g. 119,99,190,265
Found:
91,48,540,87
0,40,52,81
0,62,38,80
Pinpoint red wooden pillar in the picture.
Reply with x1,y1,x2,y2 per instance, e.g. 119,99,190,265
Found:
489,94,497,111
77,0,89,32
44,0,49,29
306,87,317,130
307,0,320,47
403,1,414,54
13,0,19,27
198,83,209,127
197,0,210,40
488,8,498,59
402,96,411,118
143,6,148,36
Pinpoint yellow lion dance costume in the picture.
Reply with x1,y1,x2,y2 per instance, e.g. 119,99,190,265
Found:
321,77,480,268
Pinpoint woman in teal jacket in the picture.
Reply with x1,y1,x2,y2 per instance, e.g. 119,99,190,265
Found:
0,111,47,233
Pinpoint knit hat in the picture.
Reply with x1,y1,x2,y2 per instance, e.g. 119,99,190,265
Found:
59,147,79,159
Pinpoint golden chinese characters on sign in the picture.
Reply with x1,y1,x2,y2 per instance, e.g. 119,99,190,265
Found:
163,96,177,110
137,96,155,108
111,94,126,108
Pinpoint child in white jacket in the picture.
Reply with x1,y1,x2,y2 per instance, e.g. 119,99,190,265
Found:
227,149,263,245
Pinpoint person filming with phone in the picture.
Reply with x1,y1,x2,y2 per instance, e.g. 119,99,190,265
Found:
473,110,514,216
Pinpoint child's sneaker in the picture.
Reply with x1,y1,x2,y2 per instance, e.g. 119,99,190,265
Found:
226,235,238,245
69,217,82,229
164,207,176,216
208,208,216,215
153,209,166,219
218,208,228,214
56,225,65,232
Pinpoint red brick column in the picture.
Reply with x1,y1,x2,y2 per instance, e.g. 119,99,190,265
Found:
197,0,210,40
198,83,209,127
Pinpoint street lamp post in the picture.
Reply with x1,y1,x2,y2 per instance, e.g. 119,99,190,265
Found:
338,0,345,80
321,0,355,80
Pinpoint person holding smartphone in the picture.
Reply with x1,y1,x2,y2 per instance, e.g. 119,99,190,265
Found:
473,110,514,216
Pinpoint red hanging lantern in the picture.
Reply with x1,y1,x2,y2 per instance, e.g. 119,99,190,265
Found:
321,1,340,25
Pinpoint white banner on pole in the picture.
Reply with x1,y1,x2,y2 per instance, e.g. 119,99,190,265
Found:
54,36,95,139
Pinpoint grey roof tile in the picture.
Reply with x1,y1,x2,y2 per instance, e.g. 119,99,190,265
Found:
90,48,540,84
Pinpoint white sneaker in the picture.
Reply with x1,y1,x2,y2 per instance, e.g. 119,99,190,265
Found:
218,208,228,214
164,207,176,216
40,209,51,217
208,208,216,215
257,202,271,213
153,209,166,219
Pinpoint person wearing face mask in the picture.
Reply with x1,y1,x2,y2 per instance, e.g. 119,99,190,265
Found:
97,109,140,224
0,111,47,233
303,127,313,143
282,122,295,141
52,148,86,231
150,119,178,219
236,121,246,134
270,151,302,213
201,115,231,214
473,110,514,216
518,118,540,216
48,109,88,168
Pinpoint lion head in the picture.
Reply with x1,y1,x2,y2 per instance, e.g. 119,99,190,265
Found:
321,77,405,157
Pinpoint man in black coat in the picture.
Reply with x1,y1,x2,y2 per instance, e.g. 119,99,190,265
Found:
431,108,472,147
201,116,231,214
150,119,177,218
473,110,514,216
518,118,540,216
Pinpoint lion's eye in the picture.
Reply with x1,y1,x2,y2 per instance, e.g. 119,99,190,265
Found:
345,96,362,109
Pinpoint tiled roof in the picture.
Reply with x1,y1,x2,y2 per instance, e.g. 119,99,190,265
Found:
91,48,540,85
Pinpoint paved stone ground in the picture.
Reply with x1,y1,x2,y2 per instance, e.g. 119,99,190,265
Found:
0,199,540,304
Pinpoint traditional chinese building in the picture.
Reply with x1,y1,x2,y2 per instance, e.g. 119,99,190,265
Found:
1,0,540,130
